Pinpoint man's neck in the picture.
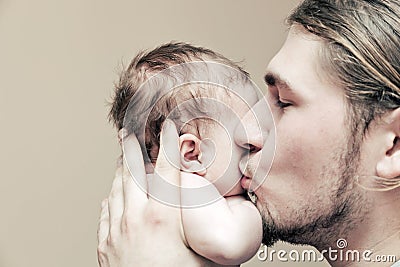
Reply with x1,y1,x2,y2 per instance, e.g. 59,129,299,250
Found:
326,197,400,267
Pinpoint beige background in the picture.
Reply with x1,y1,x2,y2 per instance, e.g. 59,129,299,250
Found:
0,0,329,266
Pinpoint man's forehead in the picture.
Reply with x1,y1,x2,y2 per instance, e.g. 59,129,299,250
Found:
264,27,327,92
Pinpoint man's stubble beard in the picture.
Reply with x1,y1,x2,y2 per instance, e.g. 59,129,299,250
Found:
260,127,370,250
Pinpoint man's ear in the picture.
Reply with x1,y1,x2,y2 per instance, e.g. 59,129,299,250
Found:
376,108,400,179
179,134,206,176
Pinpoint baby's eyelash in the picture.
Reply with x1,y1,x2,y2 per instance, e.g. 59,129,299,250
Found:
275,99,292,109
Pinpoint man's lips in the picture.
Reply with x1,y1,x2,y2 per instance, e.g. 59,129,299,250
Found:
241,175,259,205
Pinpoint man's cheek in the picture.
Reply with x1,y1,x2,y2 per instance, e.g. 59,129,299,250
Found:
274,137,308,172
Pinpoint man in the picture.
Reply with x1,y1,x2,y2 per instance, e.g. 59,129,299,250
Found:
97,0,400,266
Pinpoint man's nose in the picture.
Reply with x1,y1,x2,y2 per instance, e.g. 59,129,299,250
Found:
234,96,274,152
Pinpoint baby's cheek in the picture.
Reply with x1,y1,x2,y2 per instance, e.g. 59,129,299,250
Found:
210,157,243,196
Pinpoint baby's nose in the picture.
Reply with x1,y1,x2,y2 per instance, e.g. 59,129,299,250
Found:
233,97,273,153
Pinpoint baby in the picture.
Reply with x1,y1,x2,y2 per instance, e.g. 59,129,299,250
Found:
109,42,262,266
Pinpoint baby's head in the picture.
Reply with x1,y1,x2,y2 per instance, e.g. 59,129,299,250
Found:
109,42,259,196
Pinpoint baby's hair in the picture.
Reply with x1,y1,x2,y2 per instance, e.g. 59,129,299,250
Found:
109,42,250,162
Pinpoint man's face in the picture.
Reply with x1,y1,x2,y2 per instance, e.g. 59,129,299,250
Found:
235,25,366,247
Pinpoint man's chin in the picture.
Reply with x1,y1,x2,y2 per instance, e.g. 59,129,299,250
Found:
261,202,355,249
261,215,281,247
261,219,312,247
262,229,280,247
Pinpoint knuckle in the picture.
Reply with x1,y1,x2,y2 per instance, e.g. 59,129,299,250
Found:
101,198,108,208
109,189,118,199
97,250,108,267
121,212,136,233
144,206,166,226
106,235,114,246
97,242,107,256
107,230,119,246
97,245,103,255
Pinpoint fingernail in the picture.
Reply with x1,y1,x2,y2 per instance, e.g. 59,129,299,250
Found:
164,119,175,130
101,199,107,208
116,156,123,167
118,128,128,141
164,119,171,128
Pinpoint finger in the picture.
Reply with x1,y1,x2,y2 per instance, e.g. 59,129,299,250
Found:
121,132,148,207
154,119,181,184
108,168,124,233
151,120,181,207
97,199,110,244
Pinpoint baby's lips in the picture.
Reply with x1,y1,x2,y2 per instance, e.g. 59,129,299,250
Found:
240,175,252,190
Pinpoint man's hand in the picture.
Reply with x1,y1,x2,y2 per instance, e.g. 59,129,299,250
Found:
97,121,221,266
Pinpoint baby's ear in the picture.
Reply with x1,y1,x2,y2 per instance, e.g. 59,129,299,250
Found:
179,134,206,176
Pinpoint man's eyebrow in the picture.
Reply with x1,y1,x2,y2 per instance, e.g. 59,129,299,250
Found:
264,72,293,92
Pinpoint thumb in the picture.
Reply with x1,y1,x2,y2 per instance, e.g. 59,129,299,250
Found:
155,120,181,182
150,120,182,207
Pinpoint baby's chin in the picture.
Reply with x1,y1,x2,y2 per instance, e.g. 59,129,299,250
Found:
221,181,245,197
